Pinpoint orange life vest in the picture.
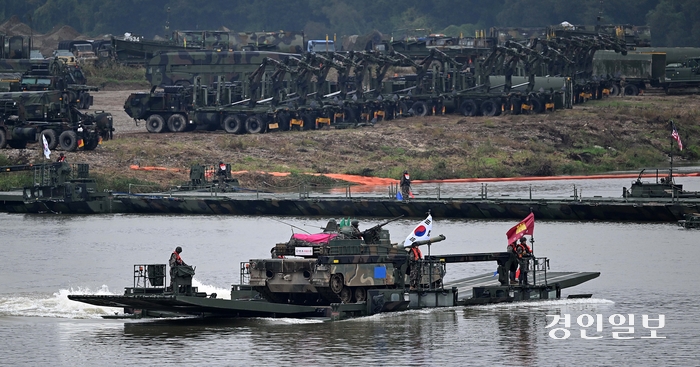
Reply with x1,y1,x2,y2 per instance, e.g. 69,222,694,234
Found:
410,247,422,260
516,243,532,256
172,251,183,265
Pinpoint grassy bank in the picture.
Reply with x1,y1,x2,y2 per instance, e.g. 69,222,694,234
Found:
82,63,150,90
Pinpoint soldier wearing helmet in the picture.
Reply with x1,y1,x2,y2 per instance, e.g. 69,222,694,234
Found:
516,237,532,285
169,246,187,286
350,220,362,239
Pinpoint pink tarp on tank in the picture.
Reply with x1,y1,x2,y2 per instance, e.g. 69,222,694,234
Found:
291,233,338,244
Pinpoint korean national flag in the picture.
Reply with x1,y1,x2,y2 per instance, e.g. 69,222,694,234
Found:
403,214,432,248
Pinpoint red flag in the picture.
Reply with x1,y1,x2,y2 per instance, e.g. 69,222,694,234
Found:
506,213,535,244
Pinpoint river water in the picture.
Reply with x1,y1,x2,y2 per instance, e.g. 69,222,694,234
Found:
1,177,699,366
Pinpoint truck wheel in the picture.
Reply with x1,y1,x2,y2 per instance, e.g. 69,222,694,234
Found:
610,84,621,96
397,101,409,117
510,97,523,115
460,99,478,116
343,107,357,122
84,137,99,150
8,140,27,149
145,114,167,133
276,112,291,131
167,114,187,133
480,99,499,116
41,130,58,150
59,130,79,151
529,97,544,114
301,113,316,131
222,115,245,134
0,130,6,149
411,101,428,117
245,115,266,134
623,84,639,96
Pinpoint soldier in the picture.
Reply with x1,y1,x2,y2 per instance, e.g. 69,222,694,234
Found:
57,153,66,163
217,161,227,182
516,237,532,285
409,246,423,290
169,246,187,286
400,170,411,200
350,220,363,239
506,240,519,285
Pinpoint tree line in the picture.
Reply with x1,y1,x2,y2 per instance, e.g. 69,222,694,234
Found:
1,0,699,46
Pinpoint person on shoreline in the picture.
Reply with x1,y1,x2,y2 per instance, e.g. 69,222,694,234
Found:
400,170,411,200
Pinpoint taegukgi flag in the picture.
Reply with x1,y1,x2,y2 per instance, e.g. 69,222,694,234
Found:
42,134,51,159
506,212,534,244
403,214,432,248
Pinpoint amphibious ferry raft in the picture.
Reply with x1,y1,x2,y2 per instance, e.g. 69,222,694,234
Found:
68,219,599,321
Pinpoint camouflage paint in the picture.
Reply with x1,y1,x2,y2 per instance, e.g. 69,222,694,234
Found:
146,50,300,87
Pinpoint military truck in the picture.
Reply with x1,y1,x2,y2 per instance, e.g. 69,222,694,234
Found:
0,57,95,108
57,40,98,65
248,217,446,305
0,90,113,151
663,57,700,93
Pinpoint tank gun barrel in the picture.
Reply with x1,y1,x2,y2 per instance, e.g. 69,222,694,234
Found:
363,215,404,233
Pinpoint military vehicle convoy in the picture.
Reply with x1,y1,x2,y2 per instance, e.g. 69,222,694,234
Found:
0,90,113,151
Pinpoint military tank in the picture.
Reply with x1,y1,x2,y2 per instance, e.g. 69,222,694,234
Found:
247,217,446,305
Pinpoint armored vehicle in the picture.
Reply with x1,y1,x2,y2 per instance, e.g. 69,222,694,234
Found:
248,217,446,305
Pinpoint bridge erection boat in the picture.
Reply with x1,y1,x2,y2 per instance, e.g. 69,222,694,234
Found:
68,218,599,321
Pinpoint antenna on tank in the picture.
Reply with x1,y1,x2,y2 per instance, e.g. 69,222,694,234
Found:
165,7,171,39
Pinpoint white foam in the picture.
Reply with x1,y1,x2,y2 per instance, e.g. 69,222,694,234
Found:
0,281,234,319
0,285,121,319
191,280,231,300
469,298,615,310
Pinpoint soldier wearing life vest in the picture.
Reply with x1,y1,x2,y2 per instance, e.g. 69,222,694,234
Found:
57,153,66,163
506,241,519,285
169,246,187,286
516,237,532,285
409,246,422,290
217,161,227,182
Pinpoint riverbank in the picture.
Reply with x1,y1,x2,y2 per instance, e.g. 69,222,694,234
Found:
1,90,698,192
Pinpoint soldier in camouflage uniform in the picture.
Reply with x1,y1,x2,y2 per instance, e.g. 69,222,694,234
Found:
400,170,411,200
